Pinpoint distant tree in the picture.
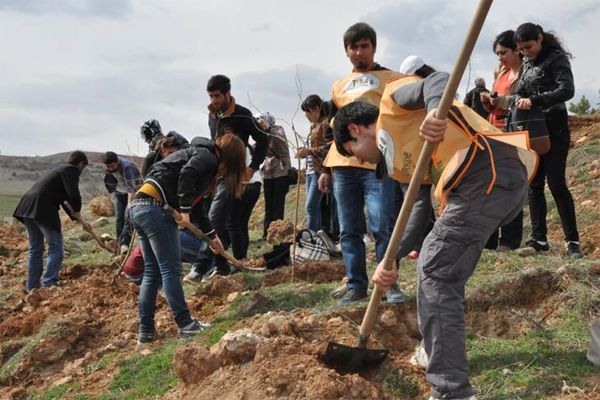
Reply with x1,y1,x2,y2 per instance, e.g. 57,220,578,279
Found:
569,95,597,115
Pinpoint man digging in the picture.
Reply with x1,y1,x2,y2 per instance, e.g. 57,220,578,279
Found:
332,71,537,399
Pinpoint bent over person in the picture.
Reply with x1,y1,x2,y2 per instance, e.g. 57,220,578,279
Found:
332,71,537,399
130,133,246,344
13,151,90,291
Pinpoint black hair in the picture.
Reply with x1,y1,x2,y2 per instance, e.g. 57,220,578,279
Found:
207,74,231,93
343,22,377,50
140,119,162,143
414,64,436,78
68,150,88,166
493,30,517,51
301,94,329,119
161,136,181,150
333,101,379,157
515,23,571,57
102,151,118,164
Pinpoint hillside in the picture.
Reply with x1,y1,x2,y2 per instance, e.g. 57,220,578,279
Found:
0,117,598,400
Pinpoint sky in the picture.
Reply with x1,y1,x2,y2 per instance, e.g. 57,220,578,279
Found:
0,0,598,157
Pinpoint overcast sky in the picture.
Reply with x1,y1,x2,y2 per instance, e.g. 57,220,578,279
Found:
1,0,598,157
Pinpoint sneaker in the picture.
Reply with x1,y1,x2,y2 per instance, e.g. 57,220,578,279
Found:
383,283,407,303
137,330,156,345
567,241,584,259
516,239,549,257
337,288,367,306
179,319,212,338
406,250,419,260
123,273,143,285
525,239,550,251
317,230,339,254
183,267,203,284
42,281,63,289
409,342,429,369
201,267,218,282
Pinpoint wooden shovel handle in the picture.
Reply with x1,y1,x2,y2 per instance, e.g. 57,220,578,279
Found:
163,204,243,269
357,0,494,346
63,201,112,252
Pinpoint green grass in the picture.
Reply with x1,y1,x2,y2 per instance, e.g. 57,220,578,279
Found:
99,340,180,399
34,382,83,400
0,194,20,220
380,366,420,398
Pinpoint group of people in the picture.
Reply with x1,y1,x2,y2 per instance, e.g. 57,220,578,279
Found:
13,18,583,400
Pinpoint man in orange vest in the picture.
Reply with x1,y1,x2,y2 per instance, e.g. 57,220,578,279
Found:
318,22,405,305
332,70,535,399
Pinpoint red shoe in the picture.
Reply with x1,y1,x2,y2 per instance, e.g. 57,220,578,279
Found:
406,251,419,260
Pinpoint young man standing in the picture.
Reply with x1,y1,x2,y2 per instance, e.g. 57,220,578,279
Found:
318,22,403,305
102,151,142,253
14,151,90,291
332,72,537,399
185,74,268,282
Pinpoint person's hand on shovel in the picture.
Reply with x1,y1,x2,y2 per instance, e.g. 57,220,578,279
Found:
208,235,224,255
420,108,448,143
372,259,398,292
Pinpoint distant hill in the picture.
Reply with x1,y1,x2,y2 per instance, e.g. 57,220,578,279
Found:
0,151,144,200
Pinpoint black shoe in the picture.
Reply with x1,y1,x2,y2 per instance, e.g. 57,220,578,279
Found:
524,239,550,252
179,319,212,339
137,330,156,345
337,288,367,306
567,241,584,259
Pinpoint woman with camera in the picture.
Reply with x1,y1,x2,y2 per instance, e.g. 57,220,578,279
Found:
512,22,582,258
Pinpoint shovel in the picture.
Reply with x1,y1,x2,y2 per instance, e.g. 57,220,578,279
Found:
320,0,494,373
63,201,114,253
163,204,266,272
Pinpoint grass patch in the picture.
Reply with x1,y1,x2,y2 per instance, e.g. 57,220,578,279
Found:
35,382,83,400
380,366,420,397
469,312,600,399
0,194,20,220
84,351,120,375
102,339,179,399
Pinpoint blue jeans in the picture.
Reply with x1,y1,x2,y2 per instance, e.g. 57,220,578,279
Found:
305,172,324,231
23,218,63,290
130,203,192,333
333,167,390,293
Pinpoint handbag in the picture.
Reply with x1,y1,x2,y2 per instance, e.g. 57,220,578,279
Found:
293,229,330,263
506,107,551,155
287,167,299,185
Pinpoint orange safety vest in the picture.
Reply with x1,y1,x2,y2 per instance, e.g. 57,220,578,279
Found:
376,75,538,205
323,69,402,169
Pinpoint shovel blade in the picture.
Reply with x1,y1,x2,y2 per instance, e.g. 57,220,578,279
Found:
320,340,389,374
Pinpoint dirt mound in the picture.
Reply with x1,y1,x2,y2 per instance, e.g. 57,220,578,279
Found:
0,224,27,263
262,260,346,287
266,219,294,244
87,196,114,217
193,275,245,299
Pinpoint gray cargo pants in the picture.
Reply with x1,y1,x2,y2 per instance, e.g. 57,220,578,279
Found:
417,157,528,399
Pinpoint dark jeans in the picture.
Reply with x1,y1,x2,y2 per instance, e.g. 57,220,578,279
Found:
23,218,63,290
263,176,289,237
529,113,579,242
130,203,193,333
114,192,133,246
320,191,339,241
485,210,523,249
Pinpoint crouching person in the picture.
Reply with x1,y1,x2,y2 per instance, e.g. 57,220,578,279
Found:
130,133,246,344
332,71,537,400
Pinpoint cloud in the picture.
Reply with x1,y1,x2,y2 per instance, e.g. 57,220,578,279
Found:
0,0,133,18
249,22,271,33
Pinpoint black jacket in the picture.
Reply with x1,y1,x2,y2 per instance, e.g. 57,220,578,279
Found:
514,48,575,114
208,98,268,170
13,163,82,230
463,86,490,119
144,137,219,234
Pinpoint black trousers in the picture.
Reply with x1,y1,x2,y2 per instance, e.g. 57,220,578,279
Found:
228,182,261,259
529,111,579,242
262,176,289,237
485,210,523,249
